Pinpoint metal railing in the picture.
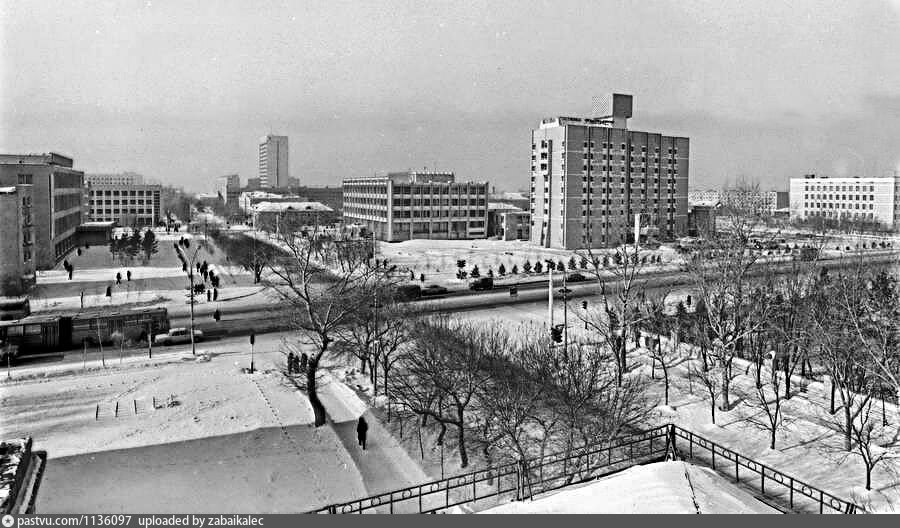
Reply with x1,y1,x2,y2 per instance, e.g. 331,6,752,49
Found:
311,425,670,514
310,424,865,514
670,425,863,514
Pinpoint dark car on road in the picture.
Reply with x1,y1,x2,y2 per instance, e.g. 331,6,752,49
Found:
566,273,587,282
556,287,573,296
394,284,422,301
469,277,494,291
421,285,449,296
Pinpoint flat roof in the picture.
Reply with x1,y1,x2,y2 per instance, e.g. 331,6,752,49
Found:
252,201,333,213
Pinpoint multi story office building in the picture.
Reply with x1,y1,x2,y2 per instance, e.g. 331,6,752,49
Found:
789,174,900,228
0,153,86,269
258,135,289,188
0,184,36,295
530,94,689,249
688,189,788,216
216,174,241,206
86,174,162,228
85,172,144,186
342,171,489,241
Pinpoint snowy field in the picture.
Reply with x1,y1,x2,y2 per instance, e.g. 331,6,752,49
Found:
28,286,264,312
0,338,367,513
481,461,776,514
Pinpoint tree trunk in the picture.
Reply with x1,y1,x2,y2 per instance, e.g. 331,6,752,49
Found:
844,404,852,451
710,398,716,425
662,366,670,406
770,427,776,450
456,407,469,468
865,464,872,491
720,363,731,411
783,354,792,400
307,356,327,427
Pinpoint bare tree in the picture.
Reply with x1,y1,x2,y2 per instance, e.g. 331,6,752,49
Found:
266,217,388,427
642,293,679,406
575,244,647,386
743,352,790,449
833,394,893,491
684,199,778,412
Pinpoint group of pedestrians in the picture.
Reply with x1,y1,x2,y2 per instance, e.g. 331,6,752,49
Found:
286,351,308,375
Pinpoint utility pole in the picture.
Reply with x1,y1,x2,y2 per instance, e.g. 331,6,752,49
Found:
547,260,554,328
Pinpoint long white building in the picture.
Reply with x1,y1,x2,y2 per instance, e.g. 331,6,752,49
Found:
789,174,900,228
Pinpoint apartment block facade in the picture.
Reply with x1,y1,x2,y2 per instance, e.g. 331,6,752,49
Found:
789,174,900,228
688,189,788,216
258,135,289,188
0,184,36,295
342,171,488,241
530,95,689,250
0,153,86,269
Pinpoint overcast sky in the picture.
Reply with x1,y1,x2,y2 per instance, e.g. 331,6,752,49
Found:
3,0,900,192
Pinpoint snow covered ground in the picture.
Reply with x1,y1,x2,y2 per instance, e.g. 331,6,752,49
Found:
451,301,900,513
480,461,776,514
0,337,367,513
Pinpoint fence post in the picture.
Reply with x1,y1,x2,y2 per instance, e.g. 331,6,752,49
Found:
95,404,99,420
819,490,824,514
735,456,739,483
133,399,138,415
711,445,715,469
760,467,765,494
114,401,119,418
789,478,794,509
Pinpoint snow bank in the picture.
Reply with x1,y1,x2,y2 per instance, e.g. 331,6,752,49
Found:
480,461,776,514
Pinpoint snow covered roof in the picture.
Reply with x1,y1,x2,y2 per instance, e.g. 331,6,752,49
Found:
689,200,721,208
252,201,333,213
480,461,776,514
488,202,523,212
0,186,17,194
491,191,528,201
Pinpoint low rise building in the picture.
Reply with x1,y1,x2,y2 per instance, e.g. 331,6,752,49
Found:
487,202,530,240
251,201,337,232
342,171,489,241
0,153,86,269
217,174,241,207
687,200,720,238
0,185,35,295
789,174,900,228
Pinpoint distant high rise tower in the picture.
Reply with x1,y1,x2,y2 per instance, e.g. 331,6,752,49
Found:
258,135,289,188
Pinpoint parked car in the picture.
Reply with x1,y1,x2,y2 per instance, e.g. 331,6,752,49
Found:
566,273,587,282
556,287,573,296
394,284,422,301
153,327,204,346
421,285,449,296
468,277,494,291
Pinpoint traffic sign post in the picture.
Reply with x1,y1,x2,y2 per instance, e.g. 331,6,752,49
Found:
249,332,256,374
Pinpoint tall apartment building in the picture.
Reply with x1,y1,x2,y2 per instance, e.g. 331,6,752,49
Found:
0,153,86,269
85,173,162,228
258,135,289,188
688,189,788,216
789,174,900,228
530,94,689,249
0,184,36,295
343,171,489,241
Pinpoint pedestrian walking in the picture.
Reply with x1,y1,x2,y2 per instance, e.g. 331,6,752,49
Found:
116,272,122,285
287,351,295,374
356,416,369,450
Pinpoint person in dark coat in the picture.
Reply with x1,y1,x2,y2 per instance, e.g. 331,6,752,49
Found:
287,351,295,374
356,416,369,450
